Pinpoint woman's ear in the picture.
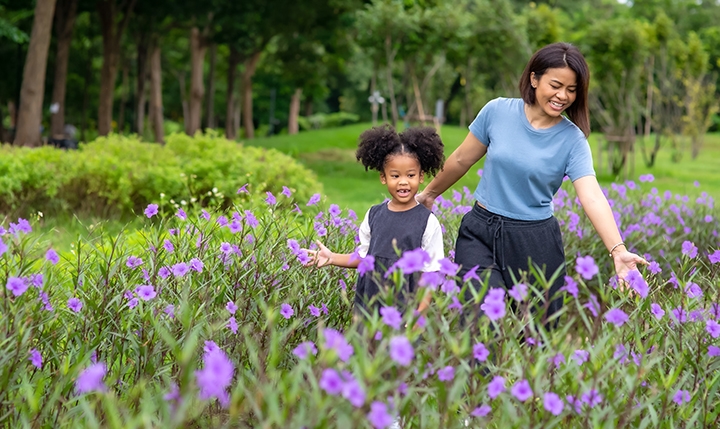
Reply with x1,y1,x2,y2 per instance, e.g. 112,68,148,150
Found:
530,72,538,89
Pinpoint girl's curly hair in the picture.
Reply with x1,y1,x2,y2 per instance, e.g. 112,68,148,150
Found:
356,125,445,176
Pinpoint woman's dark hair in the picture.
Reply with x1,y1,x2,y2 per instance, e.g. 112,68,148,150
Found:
519,42,591,137
356,125,445,176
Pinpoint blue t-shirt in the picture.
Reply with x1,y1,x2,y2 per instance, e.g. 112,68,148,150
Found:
469,97,595,221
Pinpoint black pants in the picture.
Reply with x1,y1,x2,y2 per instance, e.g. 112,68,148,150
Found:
455,203,566,326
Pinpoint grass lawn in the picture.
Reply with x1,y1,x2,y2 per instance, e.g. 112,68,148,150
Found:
247,123,720,214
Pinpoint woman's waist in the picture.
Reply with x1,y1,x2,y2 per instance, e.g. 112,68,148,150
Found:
473,202,555,227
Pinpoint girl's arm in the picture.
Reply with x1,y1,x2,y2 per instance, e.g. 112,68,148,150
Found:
417,132,487,208
305,240,360,268
416,214,444,314
573,176,648,280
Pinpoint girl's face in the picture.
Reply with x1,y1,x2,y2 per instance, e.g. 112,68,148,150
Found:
380,153,424,211
530,66,577,121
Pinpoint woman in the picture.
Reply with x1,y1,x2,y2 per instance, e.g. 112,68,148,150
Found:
416,42,647,323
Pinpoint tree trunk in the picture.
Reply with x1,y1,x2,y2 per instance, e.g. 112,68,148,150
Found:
14,0,57,147
149,43,164,144
234,76,241,138
304,96,313,117
97,0,137,136
117,63,129,132
135,31,149,135
0,104,6,142
288,88,302,135
50,0,79,139
205,43,217,130
384,34,399,127
186,26,206,136
242,51,261,140
224,46,239,140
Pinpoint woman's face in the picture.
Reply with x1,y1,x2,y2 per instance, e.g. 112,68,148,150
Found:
530,67,577,119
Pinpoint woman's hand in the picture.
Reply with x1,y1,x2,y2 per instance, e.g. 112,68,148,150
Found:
415,192,435,211
302,240,334,268
613,250,648,281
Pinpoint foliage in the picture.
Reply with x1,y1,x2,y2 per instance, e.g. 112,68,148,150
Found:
0,132,322,218
298,112,361,131
1,176,719,427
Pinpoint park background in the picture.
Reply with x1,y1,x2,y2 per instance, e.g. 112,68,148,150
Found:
2,0,720,428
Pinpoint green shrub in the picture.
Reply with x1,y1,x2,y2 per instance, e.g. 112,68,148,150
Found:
298,112,360,131
0,132,322,219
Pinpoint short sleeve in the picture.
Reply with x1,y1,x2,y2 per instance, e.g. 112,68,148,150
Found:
356,209,372,258
468,99,497,147
565,136,596,182
421,214,444,272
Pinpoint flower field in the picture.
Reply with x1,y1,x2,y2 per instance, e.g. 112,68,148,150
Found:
1,175,719,428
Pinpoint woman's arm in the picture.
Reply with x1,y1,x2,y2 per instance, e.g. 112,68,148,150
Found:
573,176,648,279
417,132,487,207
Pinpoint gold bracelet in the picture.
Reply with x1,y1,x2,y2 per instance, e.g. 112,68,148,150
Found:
609,242,626,258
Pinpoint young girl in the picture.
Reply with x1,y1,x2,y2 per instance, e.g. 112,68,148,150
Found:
305,125,446,314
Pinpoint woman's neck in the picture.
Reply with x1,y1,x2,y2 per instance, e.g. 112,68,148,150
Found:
524,103,562,129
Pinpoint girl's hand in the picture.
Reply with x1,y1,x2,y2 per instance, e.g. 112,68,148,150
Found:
302,240,334,268
613,250,648,282
415,192,435,211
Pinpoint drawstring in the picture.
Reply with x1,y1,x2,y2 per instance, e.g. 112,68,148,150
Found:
487,215,506,270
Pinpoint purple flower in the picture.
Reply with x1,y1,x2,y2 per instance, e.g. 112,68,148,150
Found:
671,306,687,324
488,376,505,399
6,277,28,297
584,294,600,317
581,389,603,408
163,239,174,253
575,255,599,280
195,346,234,408
562,276,578,298
189,258,204,273
572,349,589,365
127,298,139,309
508,283,528,302
548,353,565,368
265,191,277,205
437,366,455,382
463,265,480,282
319,368,343,395
292,341,317,360
473,342,490,362
438,258,459,276
389,336,414,367
544,392,564,416
511,379,533,401
172,262,189,277
681,241,698,258
626,270,649,298
226,301,238,314
75,362,107,394
706,320,720,338
29,349,42,369
329,204,341,217
144,204,159,218
135,285,157,301
307,193,321,206
323,328,354,362
176,208,187,221
201,209,211,220
280,303,294,319
126,256,143,268
367,401,393,429
237,183,249,194
685,282,703,299
709,250,720,264
380,306,402,330
0,238,7,257
358,255,375,276
673,389,691,405
244,210,259,228
395,248,430,274
651,303,665,320
281,186,292,197
158,266,171,279
471,404,491,417
708,346,720,357
68,297,83,313
308,305,321,317
604,308,629,327
480,291,506,321
648,261,662,274
227,317,238,334
46,249,59,265
164,304,175,318
342,377,365,407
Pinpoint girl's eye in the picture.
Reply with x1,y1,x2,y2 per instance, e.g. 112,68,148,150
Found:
408,174,415,178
